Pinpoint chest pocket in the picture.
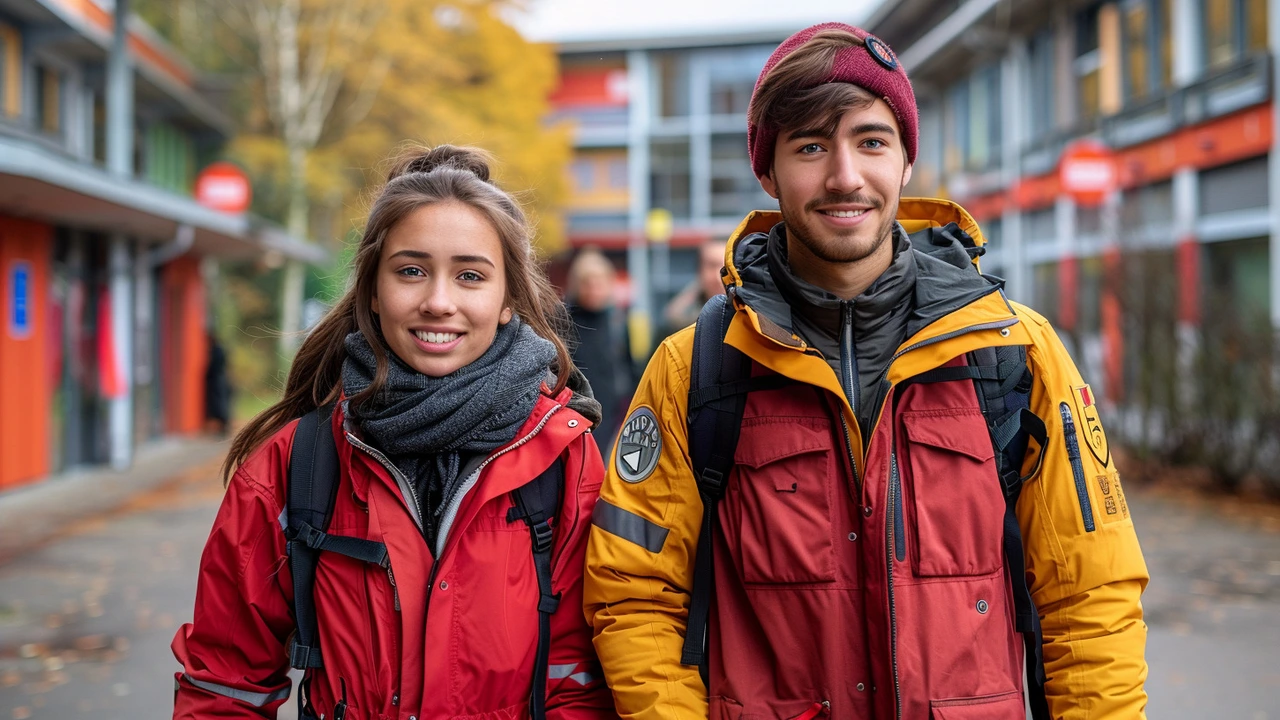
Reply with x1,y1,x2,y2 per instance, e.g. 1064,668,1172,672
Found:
902,410,1004,577
724,420,836,585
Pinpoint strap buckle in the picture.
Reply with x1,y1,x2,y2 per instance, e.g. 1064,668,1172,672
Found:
290,641,322,669
530,520,554,553
699,467,725,496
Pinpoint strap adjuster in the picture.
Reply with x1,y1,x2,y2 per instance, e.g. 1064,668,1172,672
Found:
290,642,322,669
531,520,554,553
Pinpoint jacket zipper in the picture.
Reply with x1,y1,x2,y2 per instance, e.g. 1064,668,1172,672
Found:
345,432,425,533
890,451,904,563
870,316,1021,720
837,412,861,500
841,302,859,415
386,565,400,612
1059,403,1096,532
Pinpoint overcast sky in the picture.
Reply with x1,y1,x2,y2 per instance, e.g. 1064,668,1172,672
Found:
509,0,881,43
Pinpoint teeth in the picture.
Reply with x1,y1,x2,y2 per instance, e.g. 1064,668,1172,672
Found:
825,209,866,218
414,330,459,344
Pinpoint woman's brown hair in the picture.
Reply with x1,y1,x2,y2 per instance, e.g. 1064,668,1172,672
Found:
222,144,576,482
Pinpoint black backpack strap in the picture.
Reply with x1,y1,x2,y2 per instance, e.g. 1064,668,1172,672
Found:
967,345,1050,720
682,293,791,683
285,405,390,672
507,460,565,720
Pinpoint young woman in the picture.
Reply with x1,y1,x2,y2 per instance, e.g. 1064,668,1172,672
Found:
172,146,616,720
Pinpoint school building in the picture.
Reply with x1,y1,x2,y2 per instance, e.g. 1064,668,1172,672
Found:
0,0,320,490
549,0,1280,404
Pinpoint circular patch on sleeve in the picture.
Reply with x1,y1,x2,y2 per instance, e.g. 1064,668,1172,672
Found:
615,406,662,483
865,35,898,70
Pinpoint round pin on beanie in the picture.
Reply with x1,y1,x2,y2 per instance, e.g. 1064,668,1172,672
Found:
747,22,919,179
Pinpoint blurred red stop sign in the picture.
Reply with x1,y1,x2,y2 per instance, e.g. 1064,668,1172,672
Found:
195,162,252,214
1059,141,1116,207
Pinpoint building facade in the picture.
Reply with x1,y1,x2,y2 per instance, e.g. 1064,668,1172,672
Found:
869,0,1278,414
0,0,319,489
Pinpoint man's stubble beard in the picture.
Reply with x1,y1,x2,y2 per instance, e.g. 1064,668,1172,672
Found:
778,189,899,266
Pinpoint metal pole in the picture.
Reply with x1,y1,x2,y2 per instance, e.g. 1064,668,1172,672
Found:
626,49,653,359
106,0,133,178
108,235,133,469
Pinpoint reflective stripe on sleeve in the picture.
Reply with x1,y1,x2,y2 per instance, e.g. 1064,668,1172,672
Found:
548,662,599,686
182,674,291,707
591,499,669,553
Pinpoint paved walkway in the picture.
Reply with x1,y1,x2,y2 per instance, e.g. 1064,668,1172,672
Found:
0,447,1275,718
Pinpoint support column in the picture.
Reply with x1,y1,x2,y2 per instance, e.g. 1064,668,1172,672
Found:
106,0,133,178
1269,0,1280,328
107,235,133,468
1001,39,1028,299
626,49,653,359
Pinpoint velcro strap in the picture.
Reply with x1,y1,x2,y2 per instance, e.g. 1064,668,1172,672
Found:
287,523,389,567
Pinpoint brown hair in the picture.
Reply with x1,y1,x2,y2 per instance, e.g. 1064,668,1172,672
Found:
748,29,880,168
222,144,576,482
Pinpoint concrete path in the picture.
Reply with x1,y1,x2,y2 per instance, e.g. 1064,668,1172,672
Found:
0,449,1276,719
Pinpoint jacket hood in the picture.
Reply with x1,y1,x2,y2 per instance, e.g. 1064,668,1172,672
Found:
725,198,1000,341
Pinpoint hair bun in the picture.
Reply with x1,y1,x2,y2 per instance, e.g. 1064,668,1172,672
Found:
388,144,493,183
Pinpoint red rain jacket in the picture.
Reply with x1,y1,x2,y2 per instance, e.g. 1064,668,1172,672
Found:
173,389,617,720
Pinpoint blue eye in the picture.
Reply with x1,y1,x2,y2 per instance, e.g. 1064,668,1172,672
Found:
799,143,824,154
458,270,484,283
398,266,425,277
863,139,886,150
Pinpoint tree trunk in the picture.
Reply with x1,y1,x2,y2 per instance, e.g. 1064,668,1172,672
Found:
278,141,308,360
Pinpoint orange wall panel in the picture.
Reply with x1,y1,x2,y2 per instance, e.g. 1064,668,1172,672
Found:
160,257,207,435
0,217,52,489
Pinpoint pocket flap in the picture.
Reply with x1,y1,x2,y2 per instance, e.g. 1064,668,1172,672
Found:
904,412,995,463
735,422,829,469
931,691,1025,720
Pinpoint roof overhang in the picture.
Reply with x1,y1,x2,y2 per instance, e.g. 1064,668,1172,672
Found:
0,133,326,264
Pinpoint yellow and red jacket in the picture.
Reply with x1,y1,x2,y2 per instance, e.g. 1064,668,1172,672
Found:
584,199,1149,719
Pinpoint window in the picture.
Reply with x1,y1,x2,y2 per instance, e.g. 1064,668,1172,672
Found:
1204,0,1269,71
649,139,691,219
607,156,628,190
654,52,690,118
945,82,969,173
0,22,19,117
708,47,771,115
1027,31,1057,140
571,159,595,193
710,133,772,217
967,65,1001,170
1076,4,1104,122
35,65,61,135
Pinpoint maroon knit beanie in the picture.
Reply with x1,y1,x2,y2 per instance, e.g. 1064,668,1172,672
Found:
747,22,918,179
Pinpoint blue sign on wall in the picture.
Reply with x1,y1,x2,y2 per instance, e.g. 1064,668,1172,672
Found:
8,261,32,340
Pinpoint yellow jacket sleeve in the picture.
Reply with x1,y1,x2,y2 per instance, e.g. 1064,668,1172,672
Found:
584,330,709,719
1017,304,1150,719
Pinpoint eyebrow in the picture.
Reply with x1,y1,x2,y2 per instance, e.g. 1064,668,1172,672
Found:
388,250,496,268
786,121,899,142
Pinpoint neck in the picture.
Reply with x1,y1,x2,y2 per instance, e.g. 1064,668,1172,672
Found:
787,229,896,301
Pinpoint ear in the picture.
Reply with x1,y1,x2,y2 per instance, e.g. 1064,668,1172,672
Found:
901,162,913,189
499,306,514,324
759,168,779,200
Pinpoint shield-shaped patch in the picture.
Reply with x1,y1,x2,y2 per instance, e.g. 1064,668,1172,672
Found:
1072,384,1109,466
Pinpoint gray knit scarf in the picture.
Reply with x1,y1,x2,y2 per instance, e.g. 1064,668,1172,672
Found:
341,318,557,546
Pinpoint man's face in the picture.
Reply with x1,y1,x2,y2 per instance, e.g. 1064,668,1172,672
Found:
759,98,912,266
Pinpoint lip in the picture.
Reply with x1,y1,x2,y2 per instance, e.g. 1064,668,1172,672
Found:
410,329,466,354
814,206,873,229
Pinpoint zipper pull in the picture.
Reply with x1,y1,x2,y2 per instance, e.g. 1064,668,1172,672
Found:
386,566,400,612
333,678,348,720
792,701,830,720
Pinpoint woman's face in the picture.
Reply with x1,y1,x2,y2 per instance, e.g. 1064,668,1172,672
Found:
371,200,512,377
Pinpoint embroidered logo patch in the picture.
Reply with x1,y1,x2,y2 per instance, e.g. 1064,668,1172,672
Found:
1072,384,1110,466
616,406,662,483
1096,470,1130,522
865,35,898,70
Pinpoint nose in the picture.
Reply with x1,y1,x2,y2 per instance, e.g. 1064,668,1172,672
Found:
420,277,457,317
826,143,867,196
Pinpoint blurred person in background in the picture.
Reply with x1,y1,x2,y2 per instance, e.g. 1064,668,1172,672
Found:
566,247,638,450
660,237,728,338
173,145,615,720
585,22,1148,720
203,331,231,436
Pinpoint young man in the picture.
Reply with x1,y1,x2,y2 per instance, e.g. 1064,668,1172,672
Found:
584,22,1149,719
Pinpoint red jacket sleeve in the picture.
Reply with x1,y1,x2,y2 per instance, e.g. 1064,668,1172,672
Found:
546,433,619,719
172,458,295,719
